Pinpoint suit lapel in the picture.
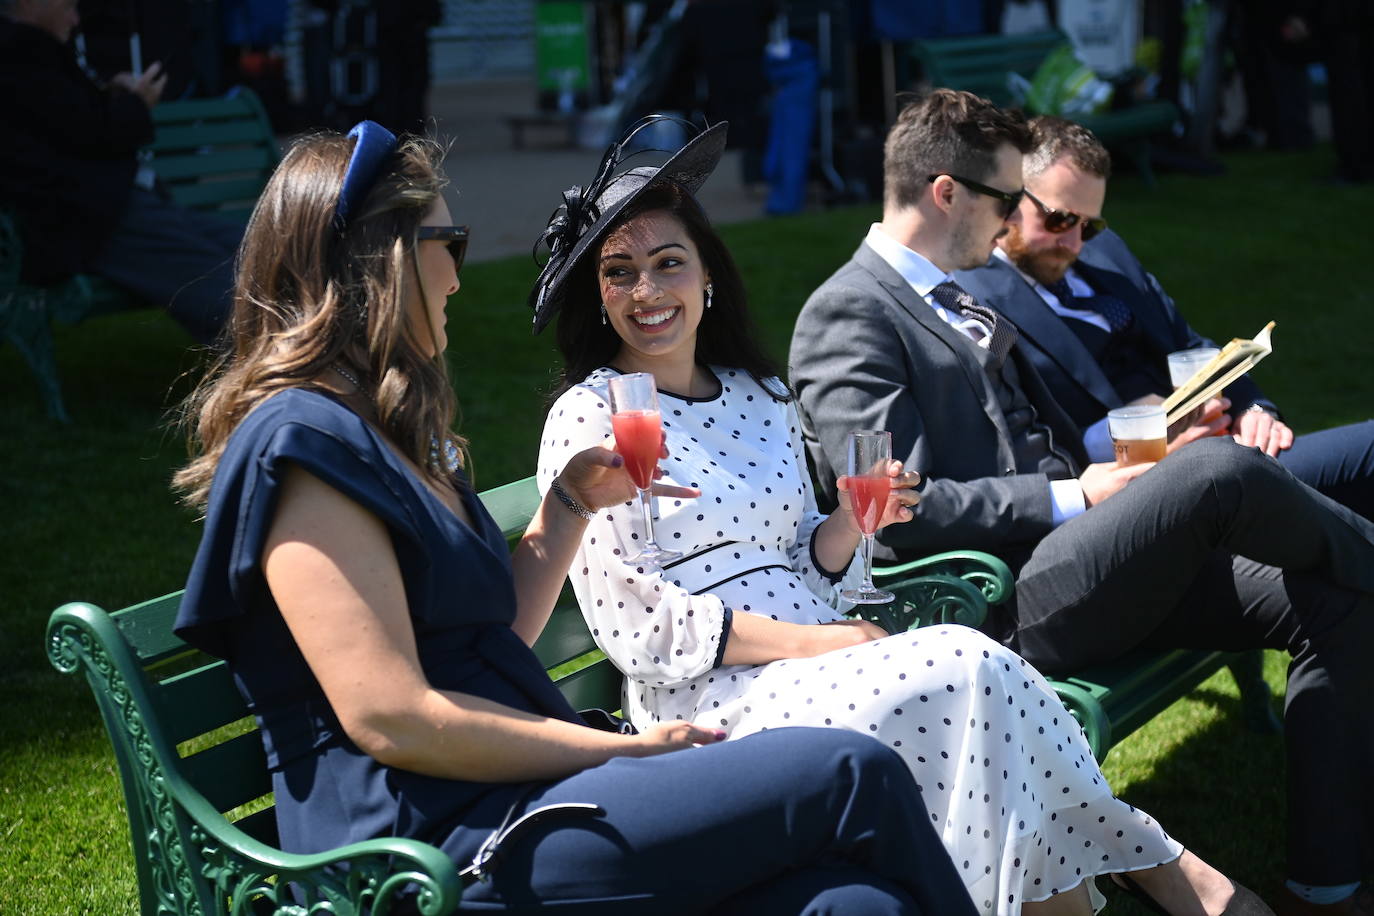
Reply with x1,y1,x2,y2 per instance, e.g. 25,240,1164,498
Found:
1074,255,1174,357
977,259,1121,414
852,244,1017,448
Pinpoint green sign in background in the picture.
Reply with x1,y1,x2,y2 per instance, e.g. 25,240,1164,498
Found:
535,1,592,92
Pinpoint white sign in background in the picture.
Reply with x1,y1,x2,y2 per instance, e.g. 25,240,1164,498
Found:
1057,0,1142,77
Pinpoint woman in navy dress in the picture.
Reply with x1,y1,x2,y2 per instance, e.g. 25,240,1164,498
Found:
169,121,978,914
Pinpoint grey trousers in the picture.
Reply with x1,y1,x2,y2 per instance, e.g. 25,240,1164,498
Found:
87,187,242,345
1005,437,1374,885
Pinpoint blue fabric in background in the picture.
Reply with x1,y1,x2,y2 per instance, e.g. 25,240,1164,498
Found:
870,0,984,40
221,0,288,46
763,40,819,215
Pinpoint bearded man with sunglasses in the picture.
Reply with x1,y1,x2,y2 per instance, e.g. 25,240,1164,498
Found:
792,90,1374,916
954,115,1374,523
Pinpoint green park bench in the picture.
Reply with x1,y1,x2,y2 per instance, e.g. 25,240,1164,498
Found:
1,88,279,422
46,473,1277,913
908,28,1179,186
44,474,1004,914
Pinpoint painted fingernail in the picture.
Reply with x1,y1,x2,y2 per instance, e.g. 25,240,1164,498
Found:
713,729,727,741
611,455,623,467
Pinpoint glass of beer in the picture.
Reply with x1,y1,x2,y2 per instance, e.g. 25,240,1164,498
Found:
1166,347,1221,390
1108,405,1167,465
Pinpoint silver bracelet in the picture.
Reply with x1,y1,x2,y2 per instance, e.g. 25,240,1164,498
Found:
550,476,594,521
1246,404,1270,414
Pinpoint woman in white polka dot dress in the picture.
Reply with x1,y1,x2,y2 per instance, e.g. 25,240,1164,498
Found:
527,120,1268,916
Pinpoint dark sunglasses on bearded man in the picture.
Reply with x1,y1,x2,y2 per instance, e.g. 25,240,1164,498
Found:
1024,190,1107,241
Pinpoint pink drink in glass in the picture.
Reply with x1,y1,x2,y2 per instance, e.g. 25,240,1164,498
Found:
847,476,889,536
611,409,662,490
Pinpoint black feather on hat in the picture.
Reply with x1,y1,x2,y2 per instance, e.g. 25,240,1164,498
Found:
528,116,727,334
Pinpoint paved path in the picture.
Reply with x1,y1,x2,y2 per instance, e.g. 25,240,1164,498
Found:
428,78,769,265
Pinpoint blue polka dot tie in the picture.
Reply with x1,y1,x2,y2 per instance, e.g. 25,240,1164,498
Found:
1047,277,1134,336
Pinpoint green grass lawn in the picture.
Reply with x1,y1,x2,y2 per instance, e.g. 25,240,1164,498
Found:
2,143,1370,913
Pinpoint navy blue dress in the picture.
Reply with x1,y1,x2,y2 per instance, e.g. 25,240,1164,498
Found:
174,388,976,914
175,388,581,857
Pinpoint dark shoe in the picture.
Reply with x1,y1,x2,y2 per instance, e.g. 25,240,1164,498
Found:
1112,872,1276,915
1275,885,1374,916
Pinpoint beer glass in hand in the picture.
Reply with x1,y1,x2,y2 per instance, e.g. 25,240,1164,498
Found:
840,430,895,604
1108,405,1167,465
608,372,681,566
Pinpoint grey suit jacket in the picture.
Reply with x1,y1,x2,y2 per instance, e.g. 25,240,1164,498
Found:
789,241,1088,563
954,230,1275,431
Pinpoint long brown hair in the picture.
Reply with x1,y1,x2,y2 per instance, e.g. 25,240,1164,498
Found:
173,131,464,511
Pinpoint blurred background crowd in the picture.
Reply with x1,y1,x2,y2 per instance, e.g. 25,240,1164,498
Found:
61,0,1374,203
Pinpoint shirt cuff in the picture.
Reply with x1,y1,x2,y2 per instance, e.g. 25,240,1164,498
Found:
712,607,734,668
1083,416,1116,464
1050,478,1087,527
810,531,848,583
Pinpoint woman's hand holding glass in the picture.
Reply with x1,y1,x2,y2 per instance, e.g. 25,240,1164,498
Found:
834,461,922,536
556,440,700,516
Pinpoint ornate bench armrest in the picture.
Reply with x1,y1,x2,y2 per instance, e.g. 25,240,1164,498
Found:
185,812,465,916
873,550,1014,607
849,572,989,633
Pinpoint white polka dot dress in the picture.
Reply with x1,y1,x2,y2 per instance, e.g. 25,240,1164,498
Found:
538,367,1181,914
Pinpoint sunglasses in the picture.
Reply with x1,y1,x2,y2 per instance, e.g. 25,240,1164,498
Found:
927,173,1024,220
417,225,470,273
1024,190,1107,241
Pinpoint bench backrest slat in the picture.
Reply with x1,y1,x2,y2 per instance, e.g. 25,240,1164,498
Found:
912,29,1068,106
149,120,276,154
114,593,194,664
163,177,268,212
178,730,273,814
478,477,542,547
150,147,278,183
550,658,623,712
150,94,266,125
531,597,601,667
150,662,253,747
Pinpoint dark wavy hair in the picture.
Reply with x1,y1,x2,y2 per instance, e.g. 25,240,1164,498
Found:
550,180,787,401
884,88,1032,210
174,131,465,510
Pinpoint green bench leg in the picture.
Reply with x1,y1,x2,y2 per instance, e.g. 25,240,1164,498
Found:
1228,649,1282,735
0,289,69,422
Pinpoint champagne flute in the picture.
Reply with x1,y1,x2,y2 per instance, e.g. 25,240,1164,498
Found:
607,372,681,566
840,430,895,604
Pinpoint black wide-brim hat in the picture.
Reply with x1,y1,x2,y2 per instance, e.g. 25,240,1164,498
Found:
528,117,728,333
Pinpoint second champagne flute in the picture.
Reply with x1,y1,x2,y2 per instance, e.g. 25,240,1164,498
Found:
840,430,895,604
607,372,682,566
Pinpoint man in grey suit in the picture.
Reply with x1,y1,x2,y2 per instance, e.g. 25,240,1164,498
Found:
953,115,1374,521
789,89,1374,915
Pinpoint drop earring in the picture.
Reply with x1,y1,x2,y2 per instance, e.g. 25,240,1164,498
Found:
705,283,714,309
601,303,608,325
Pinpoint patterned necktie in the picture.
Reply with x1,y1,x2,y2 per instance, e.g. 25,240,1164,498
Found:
930,280,1018,366
1047,277,1134,335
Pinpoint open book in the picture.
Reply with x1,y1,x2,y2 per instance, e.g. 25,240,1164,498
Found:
1161,321,1276,426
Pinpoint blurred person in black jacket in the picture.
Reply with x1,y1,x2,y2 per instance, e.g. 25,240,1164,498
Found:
1294,0,1374,182
0,0,239,344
